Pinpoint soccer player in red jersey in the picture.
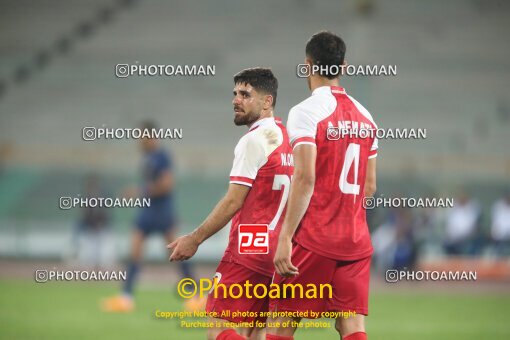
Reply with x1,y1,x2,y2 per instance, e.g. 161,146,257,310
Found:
267,31,378,340
169,68,293,340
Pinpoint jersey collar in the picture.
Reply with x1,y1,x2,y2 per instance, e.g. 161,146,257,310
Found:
249,117,275,131
312,86,346,96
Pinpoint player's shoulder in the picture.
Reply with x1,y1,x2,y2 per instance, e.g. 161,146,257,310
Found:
289,88,337,120
249,119,283,149
290,92,329,114
237,118,283,155
347,95,377,128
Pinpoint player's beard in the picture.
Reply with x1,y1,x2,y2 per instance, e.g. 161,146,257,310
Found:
234,109,260,126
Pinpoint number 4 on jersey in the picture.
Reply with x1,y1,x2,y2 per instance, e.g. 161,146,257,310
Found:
339,143,360,195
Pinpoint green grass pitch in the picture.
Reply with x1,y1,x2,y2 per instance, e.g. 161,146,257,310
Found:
1,279,509,339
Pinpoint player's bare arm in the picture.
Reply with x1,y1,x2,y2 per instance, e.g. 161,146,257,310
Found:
147,170,173,197
122,170,173,199
168,183,250,261
364,158,377,197
274,144,317,277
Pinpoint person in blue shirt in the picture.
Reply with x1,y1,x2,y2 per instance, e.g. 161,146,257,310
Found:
102,120,196,312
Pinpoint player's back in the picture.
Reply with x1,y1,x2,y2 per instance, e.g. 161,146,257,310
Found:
287,86,378,261
223,117,293,277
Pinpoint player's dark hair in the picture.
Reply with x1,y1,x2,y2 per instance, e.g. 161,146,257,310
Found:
140,120,158,130
306,31,346,79
233,68,278,107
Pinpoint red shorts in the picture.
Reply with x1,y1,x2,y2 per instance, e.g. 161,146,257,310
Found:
206,261,272,323
269,243,371,317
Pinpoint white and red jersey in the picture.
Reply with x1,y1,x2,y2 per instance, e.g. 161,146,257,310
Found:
222,117,293,277
287,86,378,261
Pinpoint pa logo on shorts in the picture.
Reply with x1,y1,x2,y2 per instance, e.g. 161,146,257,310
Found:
238,224,269,254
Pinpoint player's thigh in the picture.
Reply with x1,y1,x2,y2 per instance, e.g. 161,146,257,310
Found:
163,228,177,245
206,261,271,323
328,255,371,316
130,228,146,260
270,243,337,314
160,217,179,249
266,316,301,337
206,317,263,340
136,208,175,238
206,317,229,340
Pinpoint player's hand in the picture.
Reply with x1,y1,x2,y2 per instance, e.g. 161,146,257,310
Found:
167,234,199,261
273,236,299,277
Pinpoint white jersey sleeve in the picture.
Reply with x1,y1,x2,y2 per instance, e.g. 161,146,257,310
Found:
287,105,318,149
229,134,267,187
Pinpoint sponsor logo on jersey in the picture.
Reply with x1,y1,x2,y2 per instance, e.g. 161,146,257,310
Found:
238,224,269,254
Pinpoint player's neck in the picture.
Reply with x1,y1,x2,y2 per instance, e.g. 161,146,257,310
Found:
309,76,340,92
247,111,274,129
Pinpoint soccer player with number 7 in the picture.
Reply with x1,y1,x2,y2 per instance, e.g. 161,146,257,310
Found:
267,31,378,340
169,68,293,340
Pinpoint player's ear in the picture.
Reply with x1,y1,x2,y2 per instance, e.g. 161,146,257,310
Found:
305,56,313,67
340,59,347,76
263,94,274,110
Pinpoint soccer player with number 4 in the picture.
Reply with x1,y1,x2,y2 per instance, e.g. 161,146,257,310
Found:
169,68,293,340
267,31,378,340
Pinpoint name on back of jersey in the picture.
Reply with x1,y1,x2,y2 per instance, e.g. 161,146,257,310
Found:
280,153,294,167
329,120,373,131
